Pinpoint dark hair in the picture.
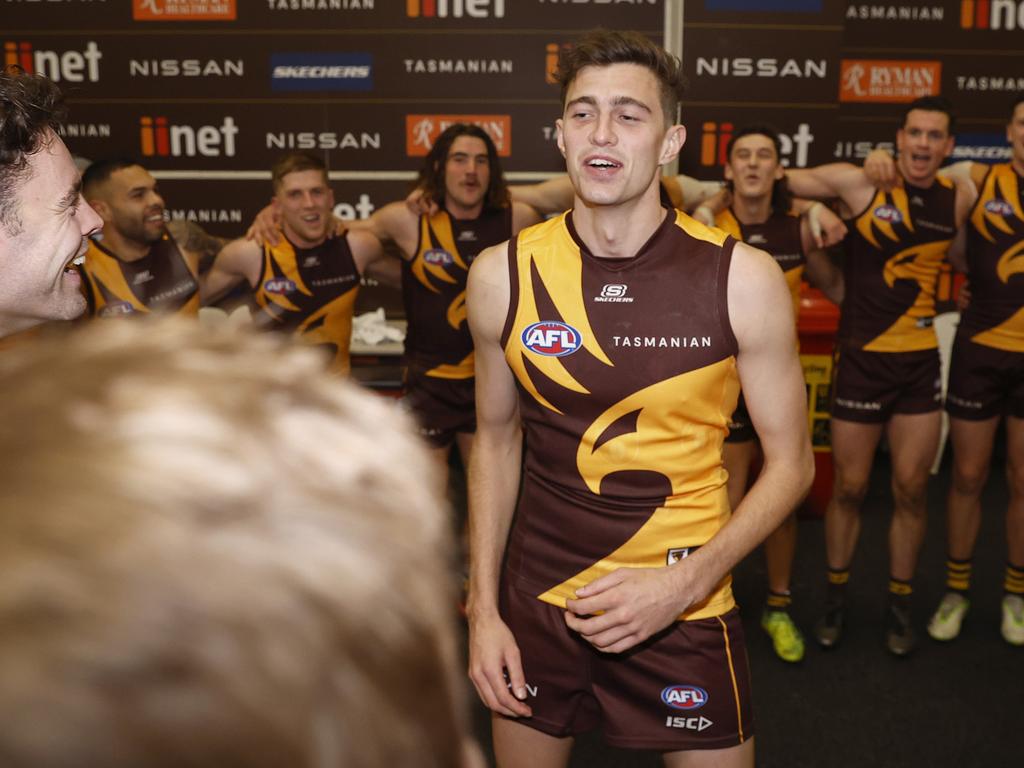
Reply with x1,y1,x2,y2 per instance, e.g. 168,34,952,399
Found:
0,69,68,234
416,123,509,211
271,151,328,192
901,96,956,135
82,158,141,198
724,123,793,215
554,29,685,125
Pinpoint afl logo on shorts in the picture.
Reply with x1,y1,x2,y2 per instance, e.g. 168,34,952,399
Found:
522,321,582,357
984,199,1013,217
662,685,708,710
264,278,296,295
873,205,902,224
423,248,454,266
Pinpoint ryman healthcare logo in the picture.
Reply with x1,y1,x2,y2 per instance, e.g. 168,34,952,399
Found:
132,0,236,20
407,114,511,156
271,53,373,91
521,321,582,357
839,60,941,103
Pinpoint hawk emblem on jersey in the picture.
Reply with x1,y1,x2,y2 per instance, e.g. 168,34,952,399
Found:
857,190,913,250
997,239,1024,284
882,241,946,290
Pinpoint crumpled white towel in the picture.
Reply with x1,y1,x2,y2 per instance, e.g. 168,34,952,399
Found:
351,307,405,346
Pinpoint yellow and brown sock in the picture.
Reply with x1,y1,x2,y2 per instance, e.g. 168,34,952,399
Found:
889,577,913,600
766,590,792,613
945,557,972,595
826,568,849,602
1004,563,1024,597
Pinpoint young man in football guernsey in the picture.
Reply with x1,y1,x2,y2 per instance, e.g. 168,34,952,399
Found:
202,152,390,376
867,97,1024,645
784,96,976,656
81,159,225,318
0,70,102,338
355,124,540,476
715,124,844,664
466,31,813,767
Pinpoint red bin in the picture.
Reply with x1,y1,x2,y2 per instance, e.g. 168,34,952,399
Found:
796,285,840,518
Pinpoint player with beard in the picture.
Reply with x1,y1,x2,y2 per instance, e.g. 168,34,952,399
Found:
864,96,1024,645
203,152,391,376
466,30,813,767
785,96,976,656
81,159,225,318
715,124,843,664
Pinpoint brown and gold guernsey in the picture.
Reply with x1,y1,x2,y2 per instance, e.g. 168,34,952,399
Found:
254,233,361,375
960,163,1024,352
80,234,199,318
715,207,805,316
404,206,512,379
502,209,741,621
841,176,957,352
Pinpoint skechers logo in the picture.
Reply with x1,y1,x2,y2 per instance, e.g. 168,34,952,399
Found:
522,321,581,357
874,204,902,223
985,199,1014,217
662,685,708,710
423,248,454,266
594,283,633,303
264,278,296,294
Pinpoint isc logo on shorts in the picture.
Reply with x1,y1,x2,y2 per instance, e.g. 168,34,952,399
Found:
423,248,454,266
873,204,903,224
521,321,582,357
264,278,297,294
661,685,708,710
984,199,1013,217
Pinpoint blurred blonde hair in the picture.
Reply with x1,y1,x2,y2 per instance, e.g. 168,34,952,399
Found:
0,319,465,768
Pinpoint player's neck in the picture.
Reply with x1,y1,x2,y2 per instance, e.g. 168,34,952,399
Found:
444,196,483,221
731,194,772,225
102,228,155,263
895,158,936,189
1012,156,1024,177
281,224,327,250
572,187,666,259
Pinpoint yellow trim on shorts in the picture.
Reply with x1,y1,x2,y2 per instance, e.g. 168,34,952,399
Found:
716,615,745,744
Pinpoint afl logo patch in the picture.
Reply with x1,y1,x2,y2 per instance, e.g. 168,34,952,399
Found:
661,685,708,711
99,301,135,317
423,248,454,266
522,321,582,357
873,204,902,224
264,278,296,295
984,199,1014,217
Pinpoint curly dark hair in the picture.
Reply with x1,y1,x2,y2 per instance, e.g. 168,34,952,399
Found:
0,69,67,234
415,123,509,213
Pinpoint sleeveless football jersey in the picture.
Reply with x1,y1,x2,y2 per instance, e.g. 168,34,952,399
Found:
715,207,805,316
254,233,360,375
502,209,741,621
403,206,511,378
959,163,1024,352
840,176,957,352
81,233,199,317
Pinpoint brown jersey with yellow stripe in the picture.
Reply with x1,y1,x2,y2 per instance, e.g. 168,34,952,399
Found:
960,163,1024,352
841,177,956,352
254,233,360,375
502,209,741,621
81,233,199,318
403,206,512,378
715,207,805,317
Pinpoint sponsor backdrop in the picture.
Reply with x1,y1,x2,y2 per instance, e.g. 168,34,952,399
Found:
6,1,1020,239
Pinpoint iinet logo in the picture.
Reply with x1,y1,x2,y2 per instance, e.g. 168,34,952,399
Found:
961,0,1024,29
140,116,238,157
407,0,505,18
701,121,814,167
3,40,102,82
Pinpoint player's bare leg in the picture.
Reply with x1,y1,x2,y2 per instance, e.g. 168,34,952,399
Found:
492,717,573,768
663,737,754,768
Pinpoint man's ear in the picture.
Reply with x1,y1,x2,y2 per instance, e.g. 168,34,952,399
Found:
659,124,686,166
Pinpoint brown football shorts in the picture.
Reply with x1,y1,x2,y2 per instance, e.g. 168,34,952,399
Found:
946,332,1024,420
401,368,476,448
830,346,941,423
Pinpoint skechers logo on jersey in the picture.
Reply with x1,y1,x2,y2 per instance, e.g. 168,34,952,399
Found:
99,301,136,317
522,321,581,357
873,204,903,223
423,248,454,266
594,283,633,303
264,278,296,294
662,685,708,710
985,199,1014,217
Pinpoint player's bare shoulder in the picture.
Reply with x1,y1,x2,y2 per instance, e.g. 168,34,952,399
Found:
467,240,512,342
728,241,796,349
